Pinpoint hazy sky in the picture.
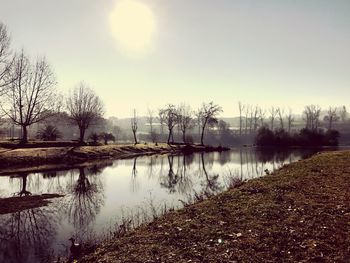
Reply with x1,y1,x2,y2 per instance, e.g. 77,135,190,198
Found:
1,0,349,117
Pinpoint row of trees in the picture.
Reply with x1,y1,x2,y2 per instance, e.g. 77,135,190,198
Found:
238,102,348,135
131,102,222,145
255,127,340,147
0,22,104,144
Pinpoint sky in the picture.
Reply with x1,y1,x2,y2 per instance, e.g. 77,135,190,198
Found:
0,0,349,117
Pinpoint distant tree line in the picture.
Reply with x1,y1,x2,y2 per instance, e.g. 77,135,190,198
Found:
255,127,340,147
0,21,348,147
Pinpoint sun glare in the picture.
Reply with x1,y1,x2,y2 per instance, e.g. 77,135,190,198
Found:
109,0,156,54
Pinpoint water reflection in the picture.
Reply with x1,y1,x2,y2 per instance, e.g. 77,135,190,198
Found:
60,166,105,239
0,207,59,262
0,148,331,262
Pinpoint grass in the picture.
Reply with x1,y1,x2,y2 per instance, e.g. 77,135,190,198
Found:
80,150,350,262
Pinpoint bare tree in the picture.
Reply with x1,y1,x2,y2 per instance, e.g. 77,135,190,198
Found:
244,104,250,135
258,107,266,127
339,106,348,123
269,106,277,130
177,103,193,143
0,22,15,93
131,109,138,144
277,107,284,129
159,104,178,144
1,51,57,143
286,108,294,133
66,82,104,143
198,101,222,145
324,106,339,130
303,105,321,130
252,106,259,132
238,101,245,136
147,108,154,134
158,109,166,137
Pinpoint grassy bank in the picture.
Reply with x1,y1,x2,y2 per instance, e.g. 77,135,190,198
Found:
81,150,350,262
0,143,228,172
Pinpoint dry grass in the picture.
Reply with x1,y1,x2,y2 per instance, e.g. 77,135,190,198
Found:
0,143,227,172
81,151,350,263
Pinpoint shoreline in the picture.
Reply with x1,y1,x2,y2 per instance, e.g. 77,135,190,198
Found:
80,150,350,262
0,143,229,175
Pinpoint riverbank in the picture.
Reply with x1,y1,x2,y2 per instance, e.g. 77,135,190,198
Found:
81,150,350,262
0,143,228,173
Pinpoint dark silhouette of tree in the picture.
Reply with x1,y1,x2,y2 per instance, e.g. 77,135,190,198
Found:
36,125,62,141
303,105,321,130
66,82,104,143
177,103,193,143
1,51,58,143
159,104,178,144
324,106,339,130
131,109,138,144
198,102,222,145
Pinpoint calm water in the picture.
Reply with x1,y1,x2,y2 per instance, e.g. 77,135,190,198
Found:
0,148,331,262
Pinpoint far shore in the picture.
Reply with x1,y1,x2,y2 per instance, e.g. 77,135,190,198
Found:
0,142,229,174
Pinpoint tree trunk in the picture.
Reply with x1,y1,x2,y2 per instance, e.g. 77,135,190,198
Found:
167,130,172,144
182,130,186,143
79,127,85,143
21,125,28,144
133,130,138,145
200,125,205,145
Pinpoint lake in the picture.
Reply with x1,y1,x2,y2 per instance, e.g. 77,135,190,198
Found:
0,148,335,262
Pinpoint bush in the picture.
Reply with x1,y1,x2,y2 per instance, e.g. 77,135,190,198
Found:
255,127,339,147
36,125,62,141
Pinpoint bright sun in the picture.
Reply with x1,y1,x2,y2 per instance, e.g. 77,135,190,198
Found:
109,0,156,54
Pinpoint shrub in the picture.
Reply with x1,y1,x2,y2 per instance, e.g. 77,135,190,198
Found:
36,125,62,141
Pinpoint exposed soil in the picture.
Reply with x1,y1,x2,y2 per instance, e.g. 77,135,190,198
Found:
80,150,350,262
0,194,64,214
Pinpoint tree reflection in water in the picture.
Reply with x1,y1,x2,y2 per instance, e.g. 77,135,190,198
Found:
159,155,179,193
60,165,105,240
200,152,223,195
130,157,139,192
13,173,32,197
0,207,59,263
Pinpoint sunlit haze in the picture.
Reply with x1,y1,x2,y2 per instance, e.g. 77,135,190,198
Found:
1,0,349,117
